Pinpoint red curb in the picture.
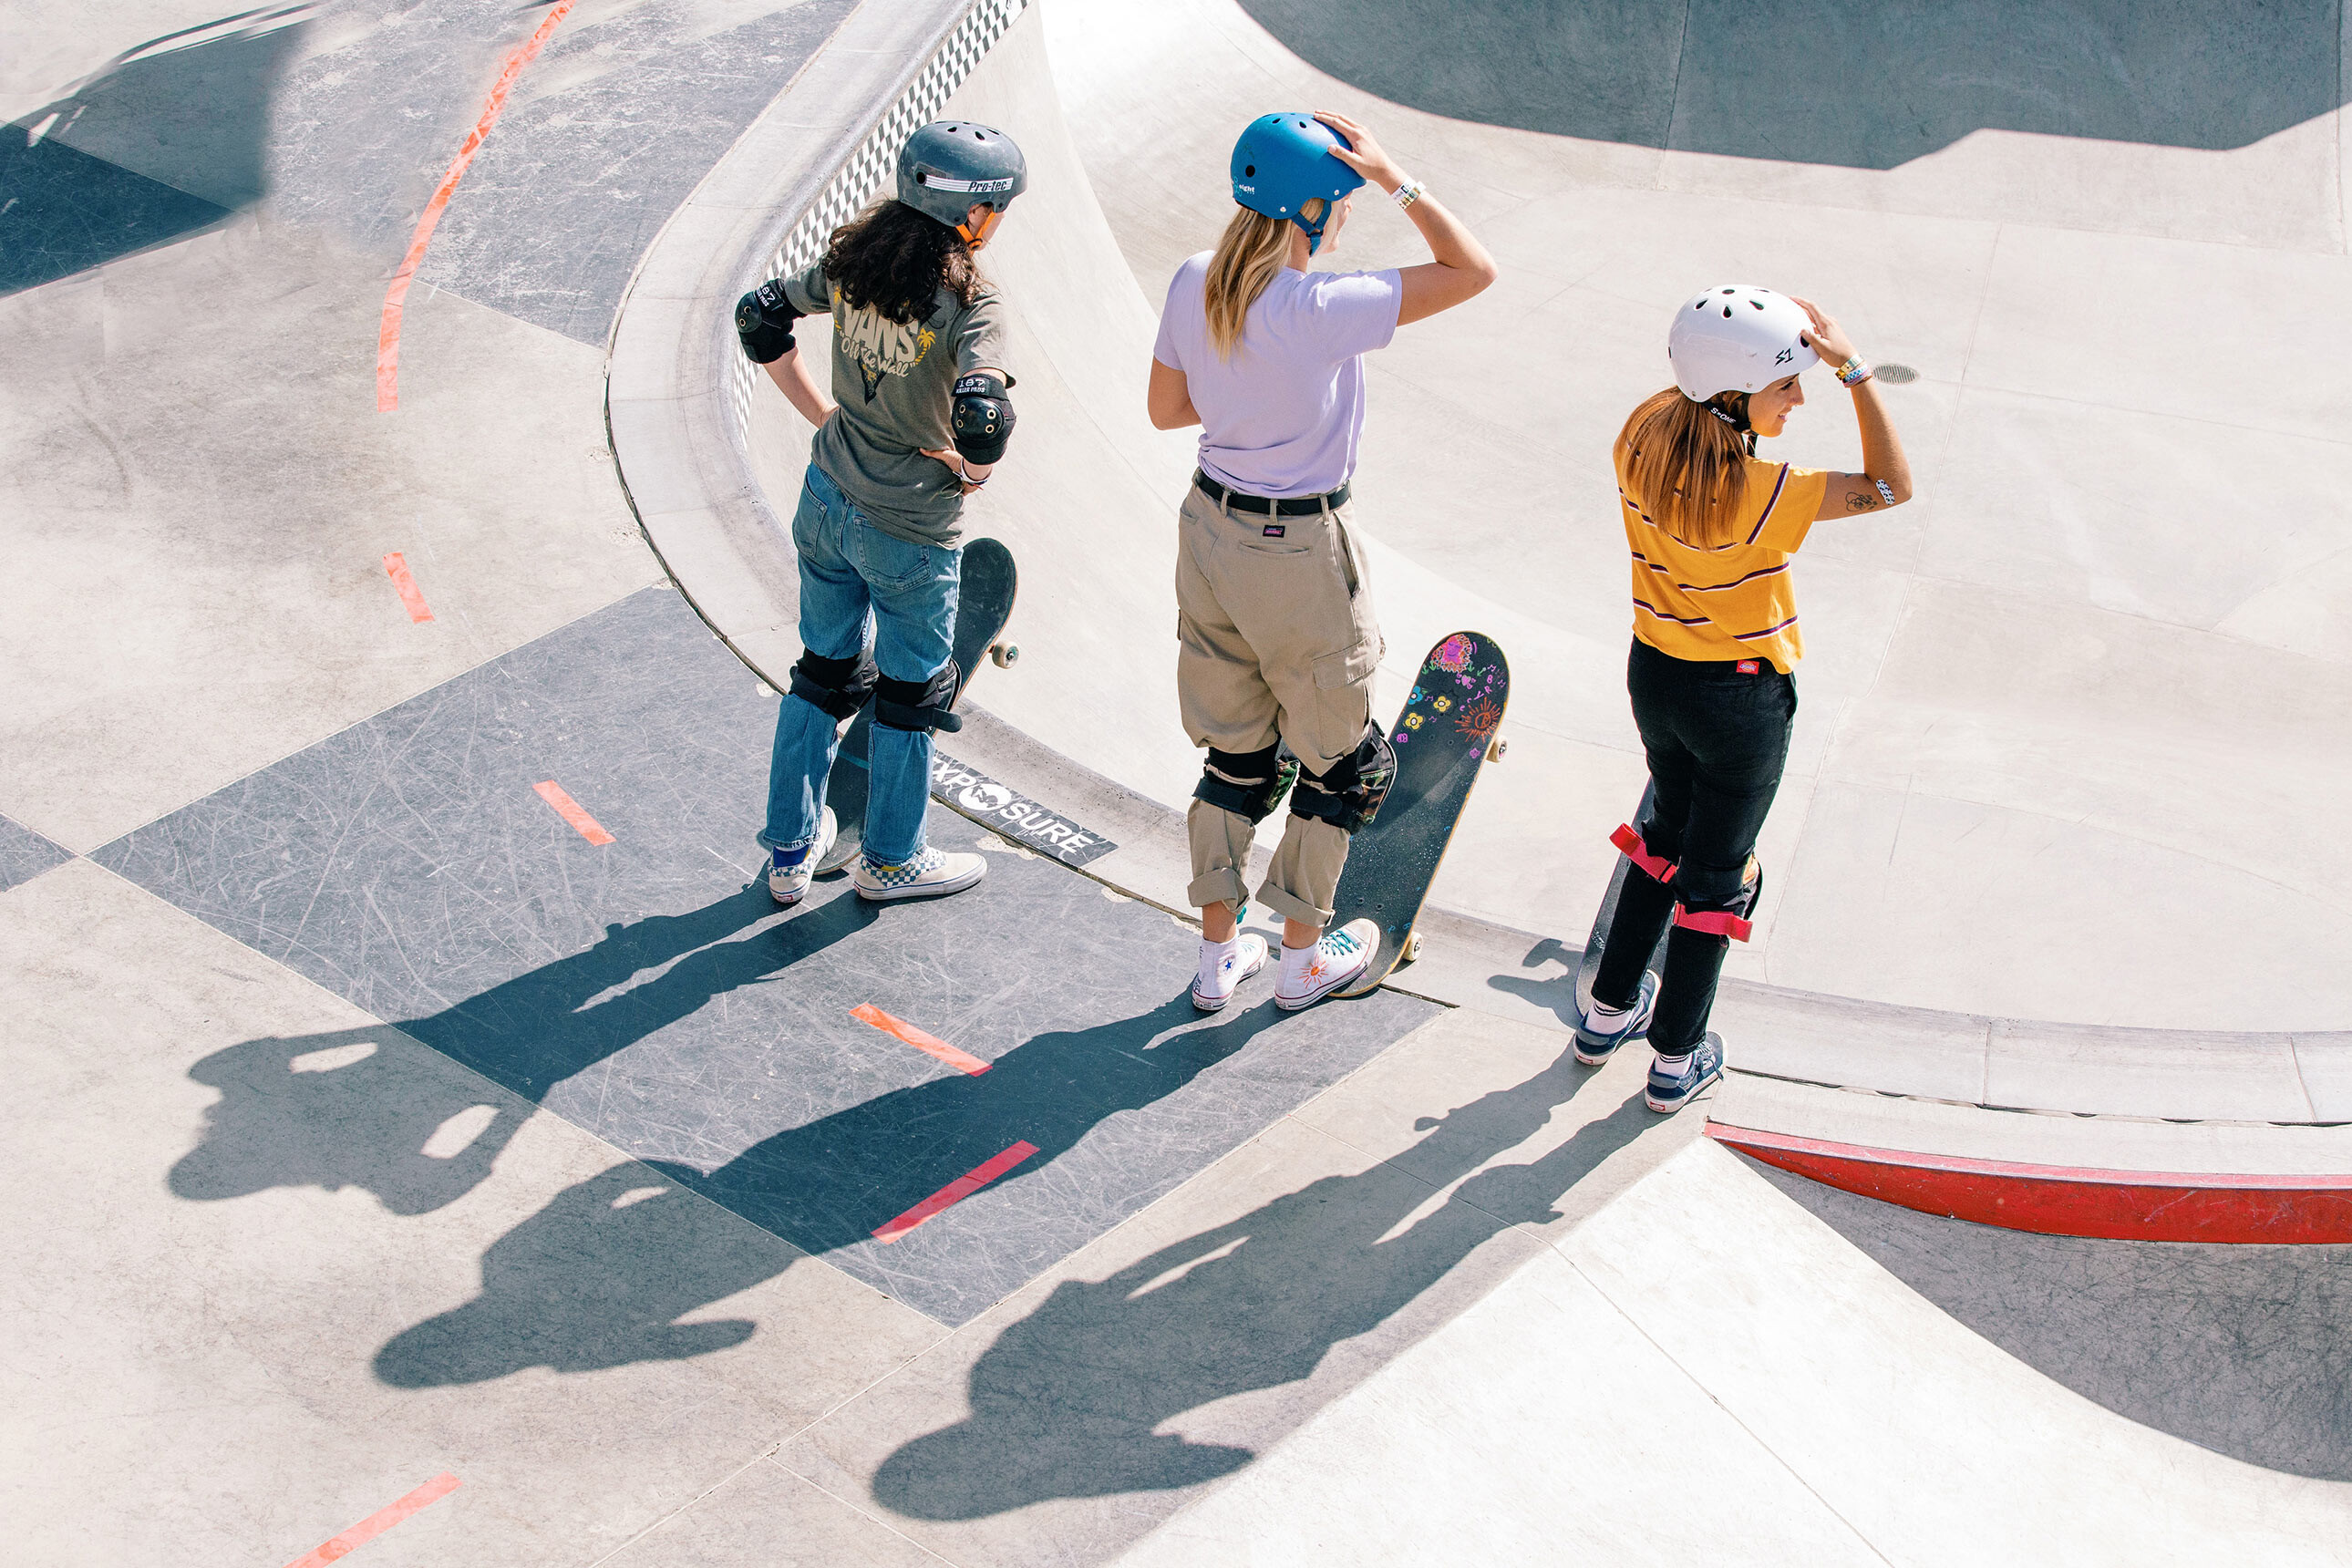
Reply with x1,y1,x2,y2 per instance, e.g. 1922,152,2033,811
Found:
1707,1122,2352,1243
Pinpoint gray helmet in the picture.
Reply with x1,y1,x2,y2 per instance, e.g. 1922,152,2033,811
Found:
896,120,1026,239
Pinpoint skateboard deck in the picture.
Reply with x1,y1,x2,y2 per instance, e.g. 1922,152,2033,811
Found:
1330,630,1511,997
814,536,1017,873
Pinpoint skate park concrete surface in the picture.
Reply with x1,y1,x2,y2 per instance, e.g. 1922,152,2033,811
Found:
7,0,2352,1563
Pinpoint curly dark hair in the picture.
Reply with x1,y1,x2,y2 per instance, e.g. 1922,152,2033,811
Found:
820,199,981,327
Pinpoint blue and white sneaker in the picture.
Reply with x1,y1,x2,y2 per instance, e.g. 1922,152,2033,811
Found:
1645,1033,1725,1114
851,843,987,903
767,809,838,907
1573,970,1659,1066
1274,918,1378,1010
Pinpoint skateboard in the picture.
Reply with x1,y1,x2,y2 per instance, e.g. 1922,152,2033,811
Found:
813,536,1017,873
1330,630,1511,997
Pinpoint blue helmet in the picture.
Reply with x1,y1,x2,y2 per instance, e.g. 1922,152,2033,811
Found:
1230,113,1365,254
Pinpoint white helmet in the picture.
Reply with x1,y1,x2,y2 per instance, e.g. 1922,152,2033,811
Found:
1666,284,1819,400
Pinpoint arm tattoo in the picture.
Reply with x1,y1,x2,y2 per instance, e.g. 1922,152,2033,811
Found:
1845,487,1879,512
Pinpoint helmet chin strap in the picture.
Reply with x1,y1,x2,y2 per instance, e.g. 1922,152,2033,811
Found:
1701,396,1759,456
957,208,1000,248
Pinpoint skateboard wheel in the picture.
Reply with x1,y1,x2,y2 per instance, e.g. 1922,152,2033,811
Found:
1485,735,1508,763
1400,931,1423,965
990,642,1019,668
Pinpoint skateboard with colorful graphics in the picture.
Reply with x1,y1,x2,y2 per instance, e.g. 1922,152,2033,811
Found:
1331,630,1511,996
814,537,1017,873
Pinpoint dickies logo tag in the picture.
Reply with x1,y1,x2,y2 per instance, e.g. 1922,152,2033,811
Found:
1262,524,1285,539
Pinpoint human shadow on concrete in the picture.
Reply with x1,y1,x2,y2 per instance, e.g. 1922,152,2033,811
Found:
1749,1159,2352,1483
371,986,1315,1385
869,1050,1653,1515
2,6,307,294
1488,934,1591,1027
170,883,868,1216
1238,0,2347,168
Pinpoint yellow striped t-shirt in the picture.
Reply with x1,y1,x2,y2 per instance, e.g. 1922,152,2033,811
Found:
1615,439,1829,674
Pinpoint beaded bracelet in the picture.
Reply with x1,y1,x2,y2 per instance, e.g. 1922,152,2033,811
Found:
1391,178,1424,210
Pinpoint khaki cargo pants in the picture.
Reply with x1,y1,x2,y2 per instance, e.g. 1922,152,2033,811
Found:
1175,480,1383,928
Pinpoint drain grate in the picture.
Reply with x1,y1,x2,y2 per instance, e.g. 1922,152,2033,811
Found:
1874,362,1920,384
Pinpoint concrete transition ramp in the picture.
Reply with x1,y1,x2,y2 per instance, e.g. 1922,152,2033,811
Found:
617,0,2352,1142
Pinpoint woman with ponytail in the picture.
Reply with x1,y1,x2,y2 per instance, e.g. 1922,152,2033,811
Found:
1576,287,1913,1112
1147,110,1495,1014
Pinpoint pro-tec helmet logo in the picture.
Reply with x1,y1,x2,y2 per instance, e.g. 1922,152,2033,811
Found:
920,173,1016,194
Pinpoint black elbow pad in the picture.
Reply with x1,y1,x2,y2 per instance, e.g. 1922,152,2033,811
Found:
951,371,1016,464
734,279,800,364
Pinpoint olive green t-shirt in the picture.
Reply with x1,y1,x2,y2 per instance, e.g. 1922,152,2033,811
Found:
781,261,1010,548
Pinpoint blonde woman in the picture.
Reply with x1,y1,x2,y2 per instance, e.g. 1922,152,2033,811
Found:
1147,110,1496,1012
1575,287,1913,1111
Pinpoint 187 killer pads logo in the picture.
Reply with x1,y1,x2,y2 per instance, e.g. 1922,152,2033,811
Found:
932,754,1118,867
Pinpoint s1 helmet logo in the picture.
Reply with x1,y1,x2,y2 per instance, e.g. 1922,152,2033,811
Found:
1774,347,1794,366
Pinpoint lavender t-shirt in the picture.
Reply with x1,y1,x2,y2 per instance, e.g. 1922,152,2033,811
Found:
1152,252,1402,499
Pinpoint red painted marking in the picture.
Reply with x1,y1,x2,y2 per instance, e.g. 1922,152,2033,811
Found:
873,1140,1039,1243
851,1004,990,1075
283,1472,460,1568
533,780,615,845
382,552,434,623
1708,1122,2352,1243
376,0,577,412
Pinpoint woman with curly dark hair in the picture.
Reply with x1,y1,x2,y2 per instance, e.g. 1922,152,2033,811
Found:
733,121,1025,906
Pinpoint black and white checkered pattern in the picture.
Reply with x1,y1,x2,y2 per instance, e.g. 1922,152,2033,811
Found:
727,0,1027,438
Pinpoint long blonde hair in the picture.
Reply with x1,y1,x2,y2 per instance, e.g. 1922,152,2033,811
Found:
1619,387,1752,548
1203,200,1323,357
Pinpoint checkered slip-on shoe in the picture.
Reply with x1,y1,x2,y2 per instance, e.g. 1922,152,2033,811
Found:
766,809,838,907
851,844,987,903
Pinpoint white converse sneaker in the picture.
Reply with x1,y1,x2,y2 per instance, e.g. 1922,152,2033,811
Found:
766,809,838,907
1274,918,1378,1011
851,843,987,903
1192,933,1270,1012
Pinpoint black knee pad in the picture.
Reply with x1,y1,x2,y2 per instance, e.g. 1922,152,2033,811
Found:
1290,728,1397,834
1193,743,1297,823
788,649,876,722
874,662,964,733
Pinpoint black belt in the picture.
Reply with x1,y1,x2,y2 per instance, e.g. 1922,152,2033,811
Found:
1195,470,1351,516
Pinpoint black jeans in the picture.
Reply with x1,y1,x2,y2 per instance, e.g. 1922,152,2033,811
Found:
1591,638,1796,1054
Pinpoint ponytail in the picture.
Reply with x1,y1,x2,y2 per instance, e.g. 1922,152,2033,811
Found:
1203,199,1322,357
1620,387,1752,548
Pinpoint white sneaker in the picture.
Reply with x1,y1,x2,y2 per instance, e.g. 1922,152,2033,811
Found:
1274,918,1378,1011
766,809,838,907
1192,933,1270,1012
851,843,987,903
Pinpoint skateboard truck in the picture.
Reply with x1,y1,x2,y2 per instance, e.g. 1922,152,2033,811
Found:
990,642,1019,668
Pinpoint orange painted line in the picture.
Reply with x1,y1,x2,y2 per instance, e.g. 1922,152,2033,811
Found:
382,552,434,622
283,1472,460,1568
873,1140,1039,1243
851,1004,991,1075
533,780,614,845
376,0,577,412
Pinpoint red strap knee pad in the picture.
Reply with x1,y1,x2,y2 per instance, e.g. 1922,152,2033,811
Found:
1609,823,1676,884
1672,904,1752,942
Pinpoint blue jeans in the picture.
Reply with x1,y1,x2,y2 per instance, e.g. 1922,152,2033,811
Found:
760,464,961,866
